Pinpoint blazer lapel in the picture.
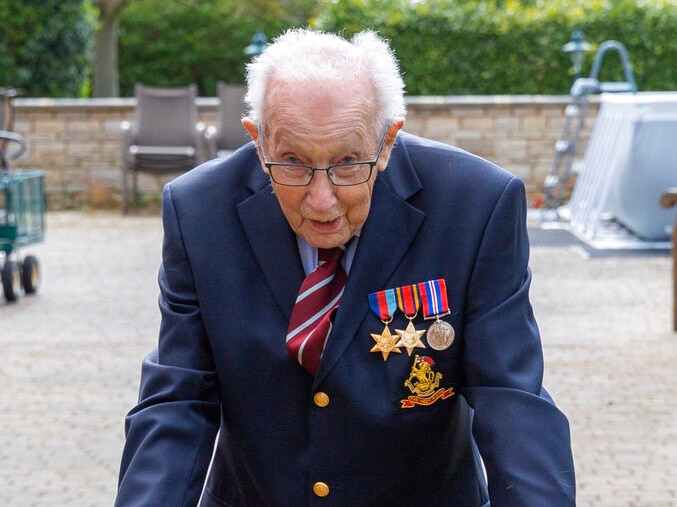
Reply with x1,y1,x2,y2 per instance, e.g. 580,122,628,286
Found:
237,175,305,320
316,139,425,381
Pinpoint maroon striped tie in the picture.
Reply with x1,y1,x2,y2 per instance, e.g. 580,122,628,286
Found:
286,247,347,375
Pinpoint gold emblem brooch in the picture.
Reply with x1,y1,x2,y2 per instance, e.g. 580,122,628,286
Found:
401,355,455,409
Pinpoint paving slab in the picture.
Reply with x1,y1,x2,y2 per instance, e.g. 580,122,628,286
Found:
0,212,674,506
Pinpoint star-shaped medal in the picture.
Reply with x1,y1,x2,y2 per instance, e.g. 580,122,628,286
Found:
395,320,426,356
370,325,402,361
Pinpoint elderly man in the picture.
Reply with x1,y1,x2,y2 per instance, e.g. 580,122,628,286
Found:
115,29,575,506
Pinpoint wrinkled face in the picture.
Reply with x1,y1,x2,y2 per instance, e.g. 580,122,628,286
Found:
244,79,402,249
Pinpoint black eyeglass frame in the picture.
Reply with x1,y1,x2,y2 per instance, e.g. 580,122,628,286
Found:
257,127,390,187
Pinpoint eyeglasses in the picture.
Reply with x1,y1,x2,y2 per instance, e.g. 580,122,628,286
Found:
258,128,389,187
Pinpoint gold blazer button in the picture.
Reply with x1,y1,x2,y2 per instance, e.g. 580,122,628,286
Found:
313,481,330,497
313,391,330,407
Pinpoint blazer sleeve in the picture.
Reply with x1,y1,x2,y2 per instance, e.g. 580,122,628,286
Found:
460,177,576,506
115,184,221,507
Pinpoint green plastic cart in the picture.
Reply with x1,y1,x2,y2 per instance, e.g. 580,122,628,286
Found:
0,170,46,302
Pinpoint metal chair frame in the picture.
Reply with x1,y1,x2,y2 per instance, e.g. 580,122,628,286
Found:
121,83,204,213
203,82,249,159
0,88,26,172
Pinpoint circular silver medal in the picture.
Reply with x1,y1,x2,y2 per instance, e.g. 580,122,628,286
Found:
426,320,455,350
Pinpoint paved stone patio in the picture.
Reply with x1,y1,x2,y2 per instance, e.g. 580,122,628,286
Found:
0,212,674,506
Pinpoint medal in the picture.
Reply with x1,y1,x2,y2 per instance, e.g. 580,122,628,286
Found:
368,289,401,361
426,319,455,350
370,324,401,361
417,279,455,351
394,284,426,355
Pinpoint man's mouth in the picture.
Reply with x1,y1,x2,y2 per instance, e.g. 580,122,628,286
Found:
310,216,342,230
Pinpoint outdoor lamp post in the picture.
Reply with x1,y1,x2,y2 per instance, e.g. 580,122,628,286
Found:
562,30,592,79
244,30,268,56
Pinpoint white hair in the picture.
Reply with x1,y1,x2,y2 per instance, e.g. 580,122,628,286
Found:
244,29,406,127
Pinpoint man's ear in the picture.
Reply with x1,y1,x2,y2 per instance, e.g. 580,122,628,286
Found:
241,117,259,142
377,119,405,172
387,120,405,145
241,118,269,174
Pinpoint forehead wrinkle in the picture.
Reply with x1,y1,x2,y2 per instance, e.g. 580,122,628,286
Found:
272,124,371,164
268,102,372,132
263,77,377,123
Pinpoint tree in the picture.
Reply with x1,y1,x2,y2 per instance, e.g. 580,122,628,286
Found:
92,0,132,97
117,0,320,96
0,0,94,97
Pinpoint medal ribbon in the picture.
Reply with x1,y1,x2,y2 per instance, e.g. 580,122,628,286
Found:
417,279,450,320
368,288,397,322
395,284,420,319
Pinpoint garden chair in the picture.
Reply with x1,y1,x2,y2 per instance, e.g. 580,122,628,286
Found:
203,82,249,159
121,83,204,213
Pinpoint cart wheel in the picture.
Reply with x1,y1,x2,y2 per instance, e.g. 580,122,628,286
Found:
22,255,40,294
2,260,22,302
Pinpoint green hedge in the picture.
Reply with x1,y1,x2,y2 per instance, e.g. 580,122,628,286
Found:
118,0,318,97
0,0,94,97
117,0,676,97
315,0,677,95
4,0,673,98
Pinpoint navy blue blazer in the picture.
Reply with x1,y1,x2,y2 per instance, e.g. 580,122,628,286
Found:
116,132,575,506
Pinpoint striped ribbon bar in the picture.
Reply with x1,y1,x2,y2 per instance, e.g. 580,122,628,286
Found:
395,284,420,318
417,279,450,320
368,288,397,322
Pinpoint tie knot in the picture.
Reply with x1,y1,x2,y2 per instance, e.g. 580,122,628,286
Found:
318,247,344,264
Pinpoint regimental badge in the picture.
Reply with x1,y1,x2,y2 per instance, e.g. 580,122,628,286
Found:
401,355,455,409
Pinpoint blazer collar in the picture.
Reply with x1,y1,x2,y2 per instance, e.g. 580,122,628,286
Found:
236,161,305,318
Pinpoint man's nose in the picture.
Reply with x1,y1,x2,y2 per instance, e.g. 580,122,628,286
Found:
306,170,338,211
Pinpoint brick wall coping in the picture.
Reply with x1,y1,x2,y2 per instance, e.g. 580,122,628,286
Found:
10,94,598,209
404,94,580,106
13,94,585,111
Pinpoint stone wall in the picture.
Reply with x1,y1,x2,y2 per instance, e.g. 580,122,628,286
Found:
10,95,598,209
